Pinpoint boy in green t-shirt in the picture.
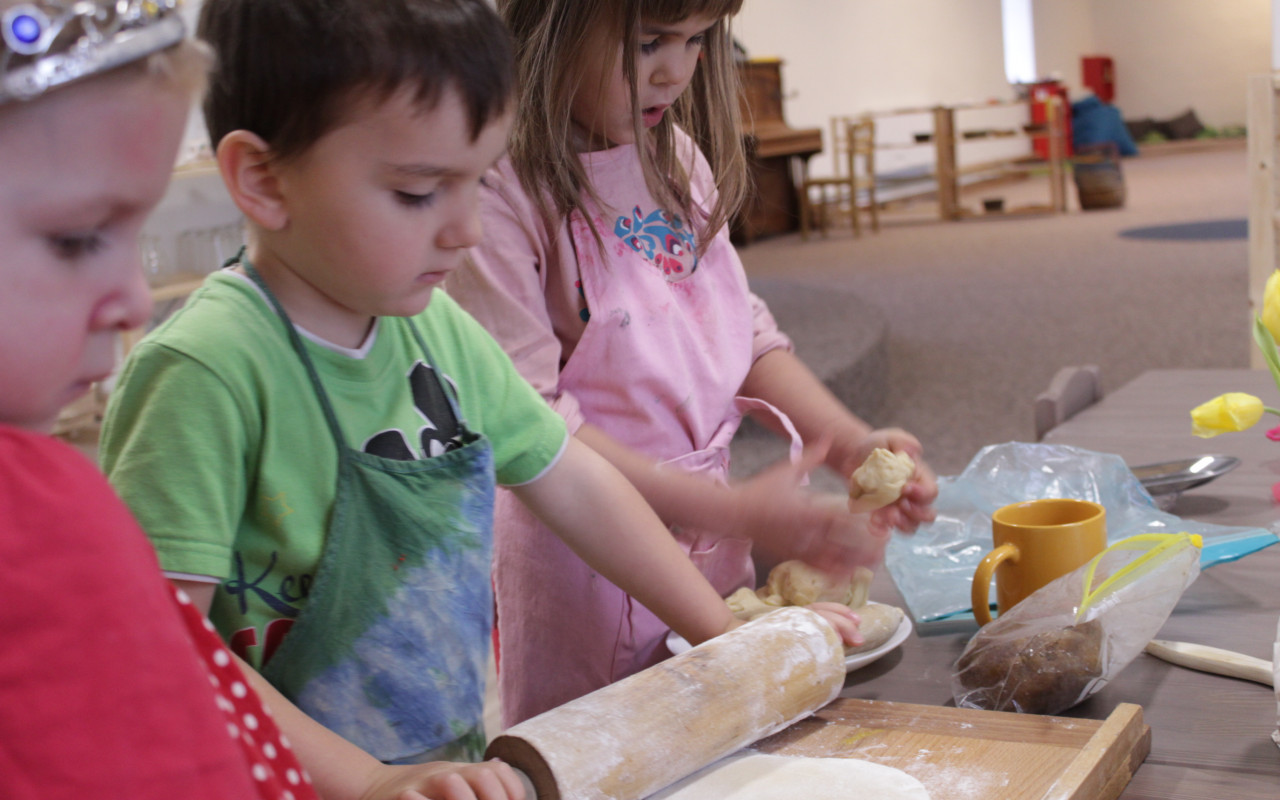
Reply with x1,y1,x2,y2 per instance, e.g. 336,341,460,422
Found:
100,0,861,771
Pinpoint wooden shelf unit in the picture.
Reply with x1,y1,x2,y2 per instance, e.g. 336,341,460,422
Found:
832,97,1070,221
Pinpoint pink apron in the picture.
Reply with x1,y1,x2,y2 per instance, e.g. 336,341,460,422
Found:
494,162,801,726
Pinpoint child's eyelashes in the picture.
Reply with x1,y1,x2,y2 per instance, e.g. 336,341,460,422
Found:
639,33,706,55
395,177,487,207
47,232,105,261
395,190,437,209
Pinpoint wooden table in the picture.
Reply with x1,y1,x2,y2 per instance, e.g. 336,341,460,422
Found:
854,369,1279,799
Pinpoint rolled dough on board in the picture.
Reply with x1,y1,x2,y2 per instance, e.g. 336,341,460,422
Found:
648,752,931,799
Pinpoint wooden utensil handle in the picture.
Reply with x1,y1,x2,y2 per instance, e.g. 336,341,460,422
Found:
1145,639,1274,687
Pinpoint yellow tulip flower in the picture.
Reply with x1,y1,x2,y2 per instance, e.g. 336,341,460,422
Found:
1264,270,1280,344
1191,393,1265,438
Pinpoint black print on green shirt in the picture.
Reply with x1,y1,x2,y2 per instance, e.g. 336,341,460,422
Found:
361,361,463,461
225,549,308,617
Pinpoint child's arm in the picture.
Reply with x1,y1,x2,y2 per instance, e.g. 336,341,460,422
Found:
575,423,890,573
176,580,528,800
507,438,742,646
509,438,863,646
740,348,938,533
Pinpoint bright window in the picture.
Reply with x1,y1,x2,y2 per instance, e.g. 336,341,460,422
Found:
1002,0,1036,84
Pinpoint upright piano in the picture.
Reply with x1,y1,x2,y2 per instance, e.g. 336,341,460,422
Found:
734,58,823,244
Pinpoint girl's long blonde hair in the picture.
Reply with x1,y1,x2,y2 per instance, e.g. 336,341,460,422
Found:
500,0,746,254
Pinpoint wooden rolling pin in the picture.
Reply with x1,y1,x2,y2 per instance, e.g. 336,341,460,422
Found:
486,606,845,800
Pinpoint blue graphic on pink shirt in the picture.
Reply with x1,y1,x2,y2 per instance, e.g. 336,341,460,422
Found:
614,206,698,278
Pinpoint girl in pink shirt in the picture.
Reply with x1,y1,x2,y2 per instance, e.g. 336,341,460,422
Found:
448,0,939,725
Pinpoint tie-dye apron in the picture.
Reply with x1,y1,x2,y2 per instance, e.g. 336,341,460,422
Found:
242,258,494,764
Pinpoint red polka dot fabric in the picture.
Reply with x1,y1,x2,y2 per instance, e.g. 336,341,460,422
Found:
172,587,319,800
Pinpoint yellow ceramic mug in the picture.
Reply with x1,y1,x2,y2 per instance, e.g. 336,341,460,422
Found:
971,498,1107,626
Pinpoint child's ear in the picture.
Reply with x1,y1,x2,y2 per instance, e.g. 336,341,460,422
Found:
216,130,289,231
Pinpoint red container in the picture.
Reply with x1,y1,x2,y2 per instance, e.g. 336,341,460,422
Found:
1029,80,1073,159
1081,55,1114,103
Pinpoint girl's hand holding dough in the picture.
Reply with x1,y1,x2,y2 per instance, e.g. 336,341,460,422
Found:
848,448,916,511
837,430,938,533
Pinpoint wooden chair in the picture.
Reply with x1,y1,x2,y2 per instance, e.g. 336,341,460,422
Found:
799,117,879,239
1034,365,1103,441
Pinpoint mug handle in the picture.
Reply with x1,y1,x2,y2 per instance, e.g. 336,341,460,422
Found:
971,543,1019,626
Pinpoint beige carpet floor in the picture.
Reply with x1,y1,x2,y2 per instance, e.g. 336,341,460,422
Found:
731,141,1251,484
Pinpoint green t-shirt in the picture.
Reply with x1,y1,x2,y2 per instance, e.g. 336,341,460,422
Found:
101,271,566,670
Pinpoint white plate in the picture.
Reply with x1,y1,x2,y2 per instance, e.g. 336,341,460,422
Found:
665,601,913,673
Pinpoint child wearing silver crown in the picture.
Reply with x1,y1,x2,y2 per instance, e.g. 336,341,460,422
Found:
0,1,527,798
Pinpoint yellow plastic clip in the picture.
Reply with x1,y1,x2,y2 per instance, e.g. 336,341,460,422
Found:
1076,533,1202,622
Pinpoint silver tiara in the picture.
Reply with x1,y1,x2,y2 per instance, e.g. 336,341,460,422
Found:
0,0,185,104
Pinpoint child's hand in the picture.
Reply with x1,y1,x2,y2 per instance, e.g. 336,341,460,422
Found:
807,601,863,649
839,428,938,533
730,441,890,573
359,759,527,800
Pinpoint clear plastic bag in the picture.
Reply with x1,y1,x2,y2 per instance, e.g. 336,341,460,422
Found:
952,533,1202,715
885,442,1278,626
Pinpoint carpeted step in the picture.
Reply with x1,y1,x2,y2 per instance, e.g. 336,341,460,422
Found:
738,278,889,435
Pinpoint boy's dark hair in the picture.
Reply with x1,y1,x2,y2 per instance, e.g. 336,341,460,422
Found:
199,0,514,162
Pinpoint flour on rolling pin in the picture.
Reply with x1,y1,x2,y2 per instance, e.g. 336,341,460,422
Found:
485,607,845,800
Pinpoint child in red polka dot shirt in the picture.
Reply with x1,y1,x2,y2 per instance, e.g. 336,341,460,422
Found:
0,2,523,798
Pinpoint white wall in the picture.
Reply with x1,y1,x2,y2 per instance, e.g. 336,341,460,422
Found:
1031,0,1268,126
1090,0,1268,127
733,0,1019,176
1028,0,1095,91
735,0,1270,176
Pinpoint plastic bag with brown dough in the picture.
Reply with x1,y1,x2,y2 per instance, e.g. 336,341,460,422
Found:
849,448,915,510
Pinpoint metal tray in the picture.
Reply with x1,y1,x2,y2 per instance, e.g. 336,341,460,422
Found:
1131,454,1241,496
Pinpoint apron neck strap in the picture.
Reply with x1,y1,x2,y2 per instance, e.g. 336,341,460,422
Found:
234,247,350,448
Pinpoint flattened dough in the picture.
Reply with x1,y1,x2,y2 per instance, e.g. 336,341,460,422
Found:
649,752,931,799
845,602,905,656
849,448,915,510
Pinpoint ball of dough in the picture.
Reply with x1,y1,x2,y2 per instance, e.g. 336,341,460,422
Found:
743,563,905,660
761,561,873,608
725,586,779,621
849,448,915,510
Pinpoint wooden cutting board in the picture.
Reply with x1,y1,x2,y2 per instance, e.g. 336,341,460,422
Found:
751,698,1150,800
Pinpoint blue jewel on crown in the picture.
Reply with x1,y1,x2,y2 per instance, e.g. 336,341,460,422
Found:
0,1,186,104
3,6,48,55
